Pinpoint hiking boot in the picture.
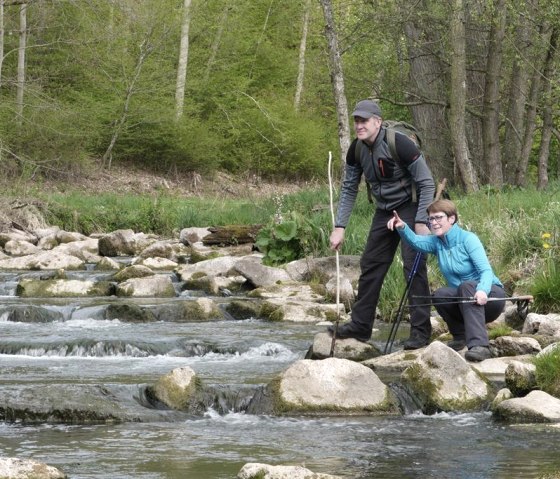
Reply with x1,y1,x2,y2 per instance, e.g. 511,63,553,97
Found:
327,323,371,343
446,338,466,351
402,336,430,350
465,346,491,362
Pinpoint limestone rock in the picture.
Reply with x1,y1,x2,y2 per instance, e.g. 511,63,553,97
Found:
504,361,537,397
247,358,398,416
116,275,176,297
493,390,560,423
401,341,493,413
151,367,198,410
237,463,342,479
0,457,67,479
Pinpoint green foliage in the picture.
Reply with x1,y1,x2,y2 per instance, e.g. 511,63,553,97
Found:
114,117,220,174
255,210,323,266
487,325,514,340
533,347,560,399
45,194,180,236
531,260,560,313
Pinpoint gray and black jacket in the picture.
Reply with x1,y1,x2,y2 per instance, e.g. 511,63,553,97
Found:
335,127,435,228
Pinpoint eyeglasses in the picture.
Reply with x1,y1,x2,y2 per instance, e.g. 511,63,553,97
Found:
427,214,447,224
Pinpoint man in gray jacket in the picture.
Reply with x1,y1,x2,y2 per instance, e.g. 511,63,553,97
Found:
328,99,435,349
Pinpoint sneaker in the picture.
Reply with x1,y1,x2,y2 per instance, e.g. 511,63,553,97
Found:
446,338,466,351
403,336,430,350
327,323,371,342
465,346,491,362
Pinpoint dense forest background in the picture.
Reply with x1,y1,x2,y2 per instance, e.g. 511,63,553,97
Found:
0,0,558,192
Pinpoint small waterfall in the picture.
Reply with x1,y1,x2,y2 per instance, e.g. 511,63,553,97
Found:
388,382,423,415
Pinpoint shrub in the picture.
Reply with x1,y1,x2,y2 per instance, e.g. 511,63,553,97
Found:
255,210,324,266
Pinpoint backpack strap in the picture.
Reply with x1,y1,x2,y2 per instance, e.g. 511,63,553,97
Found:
387,128,417,204
386,128,399,163
354,140,374,204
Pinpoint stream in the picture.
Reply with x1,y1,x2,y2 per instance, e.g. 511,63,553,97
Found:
1,266,560,478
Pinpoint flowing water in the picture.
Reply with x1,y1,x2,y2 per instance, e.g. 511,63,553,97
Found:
1,268,560,479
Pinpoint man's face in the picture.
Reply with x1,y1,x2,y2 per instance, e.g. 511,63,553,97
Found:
354,115,382,144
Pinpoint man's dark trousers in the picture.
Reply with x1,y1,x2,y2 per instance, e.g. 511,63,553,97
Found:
349,201,432,341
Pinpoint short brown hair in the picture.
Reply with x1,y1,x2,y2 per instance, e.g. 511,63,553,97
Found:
428,199,458,223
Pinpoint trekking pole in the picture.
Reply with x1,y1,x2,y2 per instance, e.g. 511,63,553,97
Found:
383,178,447,355
408,295,534,307
327,151,341,358
384,251,422,354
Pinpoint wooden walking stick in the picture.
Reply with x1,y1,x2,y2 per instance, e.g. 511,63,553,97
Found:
328,151,341,358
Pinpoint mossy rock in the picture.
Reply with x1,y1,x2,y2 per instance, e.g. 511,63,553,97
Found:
224,300,261,320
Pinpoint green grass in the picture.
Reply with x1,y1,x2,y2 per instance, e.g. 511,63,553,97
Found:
533,346,560,398
25,179,560,317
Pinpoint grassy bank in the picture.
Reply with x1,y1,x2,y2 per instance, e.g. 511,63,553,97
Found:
31,180,560,317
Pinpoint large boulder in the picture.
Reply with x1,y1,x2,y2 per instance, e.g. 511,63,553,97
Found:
0,251,85,270
175,255,240,281
3,239,41,256
401,341,494,414
115,275,176,297
246,358,398,416
137,240,190,262
52,238,101,263
16,279,114,298
493,390,560,423
179,227,211,246
491,335,542,357
504,361,537,397
0,384,182,423
0,457,67,479
234,256,291,287
149,367,199,410
522,312,560,338
98,229,156,257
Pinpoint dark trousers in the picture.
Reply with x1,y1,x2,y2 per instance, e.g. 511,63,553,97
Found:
350,202,432,340
432,281,506,347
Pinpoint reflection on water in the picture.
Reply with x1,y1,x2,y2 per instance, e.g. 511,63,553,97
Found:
1,296,560,478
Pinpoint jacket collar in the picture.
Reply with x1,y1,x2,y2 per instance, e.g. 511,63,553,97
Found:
439,222,461,246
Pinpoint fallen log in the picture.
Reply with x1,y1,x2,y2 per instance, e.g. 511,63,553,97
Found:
202,224,263,246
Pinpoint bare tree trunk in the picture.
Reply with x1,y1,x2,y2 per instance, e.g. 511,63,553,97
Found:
294,0,311,112
449,0,478,192
16,2,26,124
0,0,4,88
175,0,192,121
503,1,535,184
464,1,486,184
402,15,452,184
515,24,552,187
102,38,152,169
203,0,230,83
481,0,506,187
318,0,351,168
536,28,558,190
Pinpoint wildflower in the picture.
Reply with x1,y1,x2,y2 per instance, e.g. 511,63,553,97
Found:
543,243,551,249
542,233,552,240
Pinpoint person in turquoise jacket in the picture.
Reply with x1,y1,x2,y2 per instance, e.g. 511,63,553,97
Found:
387,198,506,362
